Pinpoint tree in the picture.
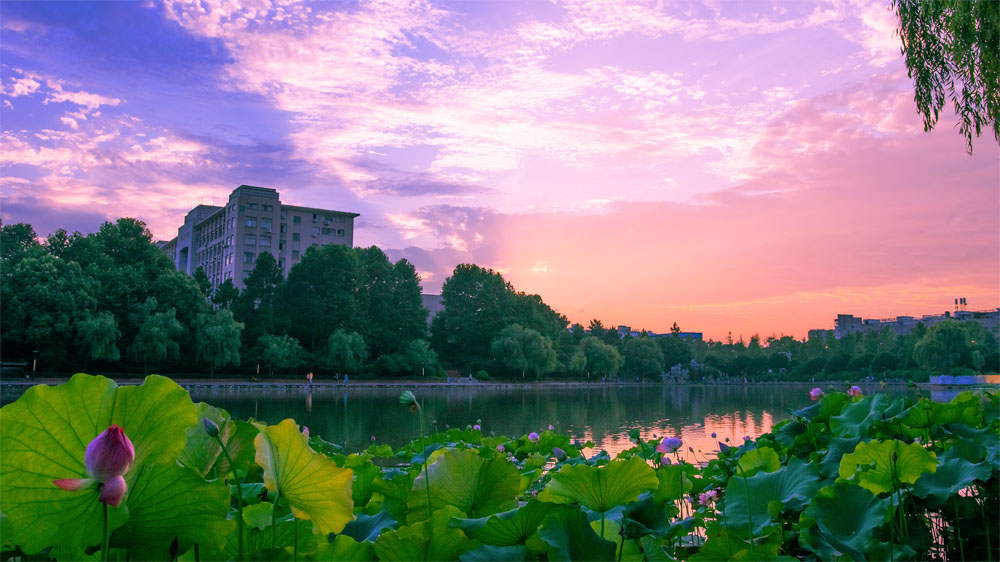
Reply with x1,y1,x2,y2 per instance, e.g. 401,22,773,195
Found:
257,334,305,376
238,251,284,345
194,309,244,377
354,247,428,357
913,319,994,371
659,335,693,370
192,267,211,298
623,336,664,380
0,222,41,265
326,329,368,374
282,245,359,351
894,0,999,152
566,349,587,378
76,311,121,370
0,254,97,367
403,339,439,376
128,298,183,376
581,336,624,379
490,324,557,379
212,279,239,309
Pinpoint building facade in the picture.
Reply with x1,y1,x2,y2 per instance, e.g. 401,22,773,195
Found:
831,307,1000,339
159,185,359,290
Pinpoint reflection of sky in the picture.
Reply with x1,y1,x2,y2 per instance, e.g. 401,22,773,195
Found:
3,1,997,340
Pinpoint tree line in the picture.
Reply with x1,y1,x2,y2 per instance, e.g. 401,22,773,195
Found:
2,219,997,381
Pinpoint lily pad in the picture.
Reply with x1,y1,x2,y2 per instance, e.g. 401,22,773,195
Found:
538,508,616,561
722,457,820,538
255,419,355,535
451,499,566,546
177,403,258,478
911,456,991,502
800,482,889,560
737,447,780,478
374,506,477,561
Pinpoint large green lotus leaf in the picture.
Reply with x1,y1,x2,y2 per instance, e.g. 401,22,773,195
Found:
459,545,532,561
930,392,983,427
723,457,819,539
911,456,991,502
374,505,478,561
591,517,644,561
737,447,780,478
773,420,807,449
407,448,520,523
791,392,848,423
839,439,936,495
689,528,783,562
311,534,376,561
800,482,889,560
652,463,692,503
341,509,398,543
831,394,898,438
451,500,567,546
0,374,197,555
538,509,616,562
344,455,381,508
817,437,861,478
371,469,414,523
222,515,317,560
178,403,258,478
112,461,232,560
621,494,671,539
539,456,658,513
255,419,355,535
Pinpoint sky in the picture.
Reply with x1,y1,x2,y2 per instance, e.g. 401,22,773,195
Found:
2,0,998,341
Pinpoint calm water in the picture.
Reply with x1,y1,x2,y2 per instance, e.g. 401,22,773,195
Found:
1,383,932,461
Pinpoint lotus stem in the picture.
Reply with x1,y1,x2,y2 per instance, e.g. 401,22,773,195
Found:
617,533,624,562
419,402,433,519
102,500,109,562
213,433,244,561
738,464,754,551
272,491,281,548
293,516,298,562
953,496,965,562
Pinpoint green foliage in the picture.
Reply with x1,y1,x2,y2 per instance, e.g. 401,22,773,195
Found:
194,309,244,376
76,310,121,366
257,334,305,375
894,0,1000,152
623,336,664,379
491,324,557,379
128,297,183,375
2,377,998,561
580,336,624,379
326,329,369,374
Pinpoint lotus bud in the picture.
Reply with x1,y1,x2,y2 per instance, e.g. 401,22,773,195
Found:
203,418,220,437
553,447,567,461
657,436,683,454
399,390,417,407
85,425,135,483
661,456,672,465
847,385,862,398
528,432,539,442
473,424,481,430
810,387,824,401
99,475,127,507
548,424,554,431
497,444,505,452
302,426,309,437
710,432,717,439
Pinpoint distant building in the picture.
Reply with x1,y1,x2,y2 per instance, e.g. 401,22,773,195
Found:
831,307,999,338
159,185,358,290
615,325,703,341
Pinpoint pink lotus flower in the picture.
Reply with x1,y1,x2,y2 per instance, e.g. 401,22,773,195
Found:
810,388,824,401
497,444,505,452
848,385,863,398
552,447,567,461
473,424,481,430
660,456,672,465
656,436,683,454
699,490,718,504
528,432,540,442
54,425,135,507
547,424,554,431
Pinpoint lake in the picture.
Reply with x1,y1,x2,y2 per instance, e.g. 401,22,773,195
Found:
0,381,937,462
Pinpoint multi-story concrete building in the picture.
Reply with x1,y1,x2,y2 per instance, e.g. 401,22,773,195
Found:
159,185,359,290
831,307,999,339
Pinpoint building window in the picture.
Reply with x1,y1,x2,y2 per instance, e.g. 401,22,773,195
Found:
337,229,345,236
281,210,287,219
292,233,300,241
243,252,255,264
293,215,301,224
260,236,271,247
261,218,272,232
245,235,256,246
278,259,285,270
246,217,257,227
279,240,286,251
248,203,258,210
263,204,273,212
292,250,300,261
322,227,332,235
280,223,287,234
312,213,318,223
243,270,252,281
311,227,319,237
239,205,245,213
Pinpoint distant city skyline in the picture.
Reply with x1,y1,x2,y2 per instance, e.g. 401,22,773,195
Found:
2,1,997,340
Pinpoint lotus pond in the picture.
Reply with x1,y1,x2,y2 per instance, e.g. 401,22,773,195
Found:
1,374,997,561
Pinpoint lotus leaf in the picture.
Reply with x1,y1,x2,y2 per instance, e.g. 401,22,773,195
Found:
722,457,820,538
255,418,355,535
652,463,692,502
407,448,520,523
831,394,899,438
312,534,377,561
340,509,398,543
0,374,197,556
839,439,936,495
374,506,477,561
737,446,780,477
911,456,991,501
178,402,257,478
459,545,533,561
800,482,889,560
451,499,566,546
817,436,861,478
538,509,616,561
539,455,658,513
112,461,232,560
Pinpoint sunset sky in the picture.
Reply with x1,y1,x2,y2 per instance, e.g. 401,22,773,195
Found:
2,0,997,341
